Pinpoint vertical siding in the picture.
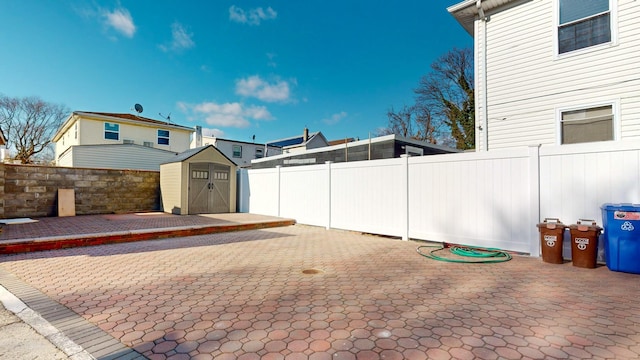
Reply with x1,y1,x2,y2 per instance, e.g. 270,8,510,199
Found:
330,159,406,238
247,168,280,216
160,163,183,214
279,164,329,227
408,149,532,251
481,0,640,149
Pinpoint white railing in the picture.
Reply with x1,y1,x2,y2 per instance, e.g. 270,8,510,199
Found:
238,141,640,256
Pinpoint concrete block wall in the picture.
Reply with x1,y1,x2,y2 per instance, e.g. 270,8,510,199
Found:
0,164,160,218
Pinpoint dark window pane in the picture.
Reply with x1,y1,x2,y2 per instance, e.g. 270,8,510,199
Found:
105,132,119,140
559,13,610,53
158,137,169,145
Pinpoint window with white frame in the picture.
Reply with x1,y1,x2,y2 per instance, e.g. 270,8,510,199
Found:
157,129,170,145
104,122,119,140
232,145,242,158
255,148,264,159
560,104,614,144
558,0,611,54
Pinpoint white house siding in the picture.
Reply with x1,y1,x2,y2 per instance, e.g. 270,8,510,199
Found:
66,145,178,171
479,0,640,150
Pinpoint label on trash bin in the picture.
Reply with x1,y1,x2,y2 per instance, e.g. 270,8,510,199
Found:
544,235,557,247
614,211,640,220
574,237,589,250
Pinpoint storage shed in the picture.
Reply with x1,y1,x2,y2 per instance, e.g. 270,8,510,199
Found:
160,145,237,215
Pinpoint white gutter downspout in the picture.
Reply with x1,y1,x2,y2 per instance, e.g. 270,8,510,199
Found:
477,0,489,151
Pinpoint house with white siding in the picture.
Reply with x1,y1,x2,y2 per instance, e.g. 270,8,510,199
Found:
191,127,282,168
52,112,194,170
448,0,640,151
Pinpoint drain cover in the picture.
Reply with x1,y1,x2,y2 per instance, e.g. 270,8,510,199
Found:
302,268,323,275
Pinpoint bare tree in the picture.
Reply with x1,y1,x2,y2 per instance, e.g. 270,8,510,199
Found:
0,95,68,164
414,47,475,150
380,105,442,144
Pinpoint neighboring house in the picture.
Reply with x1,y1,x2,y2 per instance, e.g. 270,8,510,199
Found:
448,0,640,151
191,126,281,168
52,111,194,170
268,128,330,154
0,127,6,162
251,134,458,169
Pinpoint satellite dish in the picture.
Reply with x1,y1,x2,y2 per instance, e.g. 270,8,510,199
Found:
134,103,143,114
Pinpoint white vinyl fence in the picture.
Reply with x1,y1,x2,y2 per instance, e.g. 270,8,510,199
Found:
238,141,640,256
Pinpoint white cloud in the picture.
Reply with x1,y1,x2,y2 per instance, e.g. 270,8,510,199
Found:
103,8,136,37
323,111,348,125
235,75,292,103
229,5,277,25
202,127,225,138
160,22,195,52
178,101,273,128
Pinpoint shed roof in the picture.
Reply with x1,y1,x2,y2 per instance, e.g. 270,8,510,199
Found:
162,145,235,165
0,127,6,146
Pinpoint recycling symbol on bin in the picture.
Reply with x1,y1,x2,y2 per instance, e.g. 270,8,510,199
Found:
621,221,635,231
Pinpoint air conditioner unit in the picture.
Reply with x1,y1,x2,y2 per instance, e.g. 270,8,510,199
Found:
143,141,154,147
123,139,135,144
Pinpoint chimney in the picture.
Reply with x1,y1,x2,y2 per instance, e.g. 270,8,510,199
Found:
195,126,203,147
303,127,309,142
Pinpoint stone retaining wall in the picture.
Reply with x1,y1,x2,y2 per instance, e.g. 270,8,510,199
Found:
0,164,160,218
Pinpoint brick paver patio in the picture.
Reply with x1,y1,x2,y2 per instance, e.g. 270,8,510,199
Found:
0,224,639,359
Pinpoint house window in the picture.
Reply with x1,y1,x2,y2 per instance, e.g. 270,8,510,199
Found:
558,0,611,54
233,145,242,158
255,148,264,159
104,122,119,140
74,123,78,139
560,105,614,144
158,129,170,145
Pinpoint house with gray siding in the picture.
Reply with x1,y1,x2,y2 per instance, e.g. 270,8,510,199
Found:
449,0,640,151
250,134,457,169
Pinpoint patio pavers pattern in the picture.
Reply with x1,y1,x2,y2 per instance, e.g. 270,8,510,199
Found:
1,225,639,359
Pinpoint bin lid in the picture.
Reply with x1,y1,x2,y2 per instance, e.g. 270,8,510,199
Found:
536,218,565,230
569,221,602,232
601,203,640,211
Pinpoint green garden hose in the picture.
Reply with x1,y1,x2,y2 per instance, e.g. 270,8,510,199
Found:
416,243,512,263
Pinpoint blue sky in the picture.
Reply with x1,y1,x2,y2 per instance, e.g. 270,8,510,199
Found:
0,1,471,144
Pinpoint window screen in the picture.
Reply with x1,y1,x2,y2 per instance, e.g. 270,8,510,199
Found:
561,105,613,144
558,0,610,54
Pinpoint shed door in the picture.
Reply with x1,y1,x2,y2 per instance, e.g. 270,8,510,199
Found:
188,163,231,214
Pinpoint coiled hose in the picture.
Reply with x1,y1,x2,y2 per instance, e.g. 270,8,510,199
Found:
416,243,512,263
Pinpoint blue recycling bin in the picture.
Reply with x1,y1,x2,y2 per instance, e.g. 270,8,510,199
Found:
601,203,640,274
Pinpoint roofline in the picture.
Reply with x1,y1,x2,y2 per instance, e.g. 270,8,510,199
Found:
447,0,520,35
266,131,321,145
74,112,194,131
281,132,328,150
161,144,236,165
252,134,459,163
199,135,282,148
53,111,194,142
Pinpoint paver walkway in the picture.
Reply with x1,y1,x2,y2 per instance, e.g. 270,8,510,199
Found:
1,225,639,359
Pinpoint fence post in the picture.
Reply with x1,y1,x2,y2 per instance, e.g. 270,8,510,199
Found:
276,165,282,217
401,154,409,241
528,145,541,256
326,161,332,230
